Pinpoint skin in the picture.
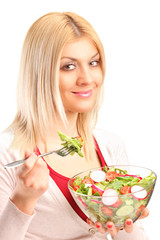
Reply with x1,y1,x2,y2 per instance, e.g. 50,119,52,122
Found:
87,208,149,237
10,37,103,214
10,37,149,237
59,37,102,114
11,150,49,215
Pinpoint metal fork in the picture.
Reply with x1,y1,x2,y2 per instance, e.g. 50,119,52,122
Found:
4,147,73,169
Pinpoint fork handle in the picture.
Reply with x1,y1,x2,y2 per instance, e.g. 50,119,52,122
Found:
4,159,26,169
4,150,56,169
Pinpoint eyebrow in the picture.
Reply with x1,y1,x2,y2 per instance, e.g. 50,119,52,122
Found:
61,52,99,61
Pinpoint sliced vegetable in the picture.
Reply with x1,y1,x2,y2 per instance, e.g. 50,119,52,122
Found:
101,206,113,216
74,136,83,147
102,189,118,206
91,199,103,204
111,198,123,208
120,186,131,194
90,170,107,182
106,171,117,181
73,186,80,191
117,174,142,180
69,165,156,227
131,185,147,200
91,184,104,196
82,178,94,185
116,205,134,217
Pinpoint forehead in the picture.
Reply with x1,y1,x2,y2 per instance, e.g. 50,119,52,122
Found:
61,37,98,59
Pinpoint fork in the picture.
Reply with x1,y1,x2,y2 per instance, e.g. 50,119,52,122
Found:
4,147,73,169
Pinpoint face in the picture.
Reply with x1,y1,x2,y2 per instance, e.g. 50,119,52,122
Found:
59,37,103,114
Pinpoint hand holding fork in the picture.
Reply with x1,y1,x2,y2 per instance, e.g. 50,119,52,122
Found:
8,146,73,215
4,146,73,169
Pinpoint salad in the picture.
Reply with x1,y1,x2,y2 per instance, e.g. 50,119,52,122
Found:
58,130,84,157
68,166,156,227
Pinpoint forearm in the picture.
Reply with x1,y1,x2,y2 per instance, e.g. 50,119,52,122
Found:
0,199,35,240
10,190,38,215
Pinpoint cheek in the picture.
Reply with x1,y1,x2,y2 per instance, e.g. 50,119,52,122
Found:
59,72,76,91
94,69,103,86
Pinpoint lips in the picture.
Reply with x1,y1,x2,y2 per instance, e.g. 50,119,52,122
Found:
72,90,93,98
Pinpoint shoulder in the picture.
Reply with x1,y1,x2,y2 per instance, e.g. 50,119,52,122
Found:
93,128,124,146
0,130,18,190
0,130,19,165
93,128,129,165
0,130,14,150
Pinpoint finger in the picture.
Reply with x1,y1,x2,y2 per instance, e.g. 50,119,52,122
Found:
124,219,133,233
139,207,149,219
95,221,107,234
31,157,49,178
86,219,96,227
25,149,33,158
106,222,118,237
18,152,38,177
23,157,49,187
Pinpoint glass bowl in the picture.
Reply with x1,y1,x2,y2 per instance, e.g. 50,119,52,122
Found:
68,165,157,228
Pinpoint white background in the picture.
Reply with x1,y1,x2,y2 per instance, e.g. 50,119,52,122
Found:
0,0,159,239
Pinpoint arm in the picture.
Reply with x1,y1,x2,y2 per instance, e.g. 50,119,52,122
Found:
0,148,49,240
92,129,149,239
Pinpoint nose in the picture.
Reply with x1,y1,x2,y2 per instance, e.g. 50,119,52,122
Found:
76,65,93,86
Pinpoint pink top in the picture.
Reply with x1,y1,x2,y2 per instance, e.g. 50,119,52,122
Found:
0,129,148,240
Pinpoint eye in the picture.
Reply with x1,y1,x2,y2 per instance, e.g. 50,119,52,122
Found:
61,63,76,71
90,60,100,67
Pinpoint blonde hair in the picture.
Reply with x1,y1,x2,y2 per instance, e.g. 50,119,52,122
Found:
9,12,106,159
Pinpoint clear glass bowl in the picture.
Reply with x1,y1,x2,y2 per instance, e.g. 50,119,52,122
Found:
68,165,157,228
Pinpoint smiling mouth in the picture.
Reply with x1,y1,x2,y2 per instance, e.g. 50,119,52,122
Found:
72,90,93,98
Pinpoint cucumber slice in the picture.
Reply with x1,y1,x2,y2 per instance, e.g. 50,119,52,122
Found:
116,205,134,217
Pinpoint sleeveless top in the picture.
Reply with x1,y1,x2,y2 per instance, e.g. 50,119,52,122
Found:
36,138,106,222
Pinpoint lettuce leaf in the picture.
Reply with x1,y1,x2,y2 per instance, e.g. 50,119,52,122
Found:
138,172,156,188
57,130,84,157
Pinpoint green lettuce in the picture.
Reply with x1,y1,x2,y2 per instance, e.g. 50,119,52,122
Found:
58,130,84,157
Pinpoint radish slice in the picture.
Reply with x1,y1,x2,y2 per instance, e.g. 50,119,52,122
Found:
91,199,103,204
90,170,106,182
102,189,119,206
118,174,142,180
131,185,147,200
91,184,104,194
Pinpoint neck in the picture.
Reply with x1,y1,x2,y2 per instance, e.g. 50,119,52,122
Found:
47,112,79,140
36,112,80,153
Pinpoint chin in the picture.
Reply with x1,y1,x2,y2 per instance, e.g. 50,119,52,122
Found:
70,105,95,114
64,99,97,114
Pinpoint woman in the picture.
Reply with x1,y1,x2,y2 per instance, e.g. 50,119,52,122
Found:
0,12,149,239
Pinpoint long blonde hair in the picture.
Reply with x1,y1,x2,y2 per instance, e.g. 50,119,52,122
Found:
9,12,106,159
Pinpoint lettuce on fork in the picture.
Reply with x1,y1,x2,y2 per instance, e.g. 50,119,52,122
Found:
57,130,84,157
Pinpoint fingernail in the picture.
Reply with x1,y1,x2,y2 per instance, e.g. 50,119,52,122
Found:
126,220,132,226
96,223,101,228
86,219,91,225
34,152,39,156
107,223,113,228
34,145,40,156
